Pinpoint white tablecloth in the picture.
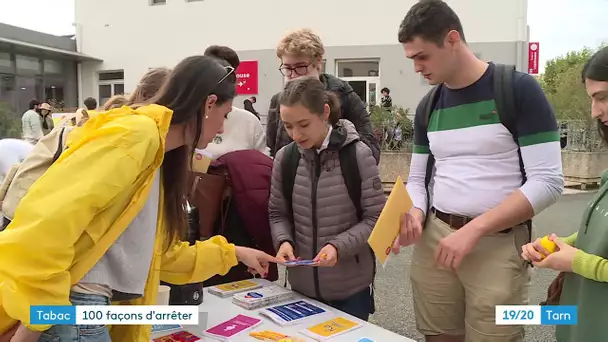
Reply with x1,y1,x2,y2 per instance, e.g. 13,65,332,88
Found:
177,279,416,341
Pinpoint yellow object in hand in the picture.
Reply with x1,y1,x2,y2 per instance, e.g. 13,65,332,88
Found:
539,236,557,259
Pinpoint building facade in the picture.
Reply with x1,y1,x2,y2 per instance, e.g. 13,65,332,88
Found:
0,23,99,119
75,0,530,124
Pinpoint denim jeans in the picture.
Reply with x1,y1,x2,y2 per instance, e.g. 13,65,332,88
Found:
39,292,111,342
323,286,375,322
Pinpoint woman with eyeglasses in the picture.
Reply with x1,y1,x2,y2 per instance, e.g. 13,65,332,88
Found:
266,28,380,164
521,46,608,342
0,55,278,342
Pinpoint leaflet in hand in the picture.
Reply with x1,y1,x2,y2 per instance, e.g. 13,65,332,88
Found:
232,285,294,310
283,259,318,267
301,317,362,341
259,300,329,326
202,314,262,341
207,279,263,298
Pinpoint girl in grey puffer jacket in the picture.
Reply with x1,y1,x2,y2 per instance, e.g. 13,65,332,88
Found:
269,76,386,321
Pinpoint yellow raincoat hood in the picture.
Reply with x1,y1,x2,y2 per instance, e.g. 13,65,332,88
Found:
0,104,238,341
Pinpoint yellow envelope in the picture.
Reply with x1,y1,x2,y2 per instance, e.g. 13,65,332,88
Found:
367,175,413,266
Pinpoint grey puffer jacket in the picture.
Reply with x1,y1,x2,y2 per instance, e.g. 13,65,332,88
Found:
269,119,386,301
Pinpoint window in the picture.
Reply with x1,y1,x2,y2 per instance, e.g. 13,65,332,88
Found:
43,59,63,74
336,60,380,78
0,53,12,74
16,55,41,75
150,0,166,4
98,70,125,106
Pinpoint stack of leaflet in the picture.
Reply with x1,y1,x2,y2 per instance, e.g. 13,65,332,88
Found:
207,279,263,298
259,300,329,326
232,285,294,310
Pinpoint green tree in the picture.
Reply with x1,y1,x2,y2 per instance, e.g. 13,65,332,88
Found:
540,45,607,122
0,102,20,139
541,48,594,96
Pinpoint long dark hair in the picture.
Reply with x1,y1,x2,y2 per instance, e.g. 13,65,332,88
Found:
582,46,608,144
278,76,341,126
147,56,236,244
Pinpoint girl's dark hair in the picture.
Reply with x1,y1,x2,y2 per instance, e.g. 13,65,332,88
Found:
278,76,341,126
145,56,236,245
128,67,171,105
581,46,608,144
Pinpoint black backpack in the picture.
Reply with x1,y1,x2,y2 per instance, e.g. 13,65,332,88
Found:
280,141,376,313
417,63,531,242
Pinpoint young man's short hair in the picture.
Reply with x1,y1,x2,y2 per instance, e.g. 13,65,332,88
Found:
84,97,97,110
398,0,465,46
381,87,390,94
276,28,325,60
204,45,240,69
28,99,40,110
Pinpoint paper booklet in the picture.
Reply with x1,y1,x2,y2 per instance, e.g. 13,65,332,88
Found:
259,300,329,326
301,316,362,341
207,279,263,298
151,324,182,334
231,285,294,310
152,330,201,342
202,314,262,341
367,175,413,267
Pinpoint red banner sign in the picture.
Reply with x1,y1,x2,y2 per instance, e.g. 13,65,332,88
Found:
528,42,540,74
235,61,258,95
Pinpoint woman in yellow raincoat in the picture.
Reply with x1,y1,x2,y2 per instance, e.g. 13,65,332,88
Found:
0,55,278,342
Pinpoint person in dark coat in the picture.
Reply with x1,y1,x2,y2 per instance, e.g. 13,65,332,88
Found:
265,28,380,164
244,96,260,120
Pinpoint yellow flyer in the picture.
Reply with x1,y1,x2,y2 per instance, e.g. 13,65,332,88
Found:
367,175,413,266
215,280,258,291
303,317,361,340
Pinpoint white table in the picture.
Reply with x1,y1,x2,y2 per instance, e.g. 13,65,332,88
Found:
183,279,416,342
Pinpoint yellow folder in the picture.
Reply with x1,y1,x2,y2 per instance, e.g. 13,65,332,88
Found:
367,175,413,266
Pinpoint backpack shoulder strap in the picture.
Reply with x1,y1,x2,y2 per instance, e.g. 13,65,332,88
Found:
339,142,362,221
493,64,518,141
493,64,533,242
416,85,442,220
281,142,301,224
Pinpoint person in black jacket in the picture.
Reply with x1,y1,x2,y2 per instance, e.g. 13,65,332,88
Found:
244,96,260,120
266,28,380,164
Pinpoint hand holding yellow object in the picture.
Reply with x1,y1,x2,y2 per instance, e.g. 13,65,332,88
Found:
539,235,557,259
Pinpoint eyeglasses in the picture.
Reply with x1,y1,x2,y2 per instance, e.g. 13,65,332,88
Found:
279,64,310,77
217,65,235,84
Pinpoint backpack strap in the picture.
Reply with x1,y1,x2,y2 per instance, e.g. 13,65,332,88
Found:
493,64,532,242
338,141,376,314
281,142,301,233
417,85,442,224
339,143,362,221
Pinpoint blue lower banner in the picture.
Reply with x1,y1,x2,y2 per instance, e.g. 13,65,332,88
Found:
30,305,198,325
31,306,76,325
540,305,577,325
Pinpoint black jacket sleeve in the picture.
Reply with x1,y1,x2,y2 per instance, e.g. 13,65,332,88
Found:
343,91,381,164
266,93,280,157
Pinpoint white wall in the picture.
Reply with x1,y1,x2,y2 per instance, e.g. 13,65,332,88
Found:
76,0,527,96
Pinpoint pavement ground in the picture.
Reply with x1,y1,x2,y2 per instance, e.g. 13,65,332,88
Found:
278,191,595,342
